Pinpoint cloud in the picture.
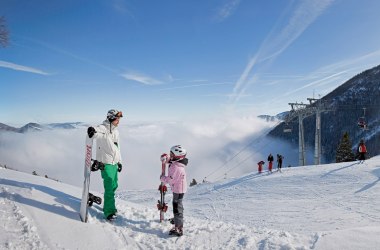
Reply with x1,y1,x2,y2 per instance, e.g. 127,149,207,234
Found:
159,82,233,91
284,70,347,96
111,0,135,20
120,71,163,85
0,116,296,190
229,0,335,106
0,60,49,75
188,79,209,83
259,0,335,62
280,48,380,97
18,37,118,73
215,0,241,22
203,93,252,98
250,49,380,113
112,0,129,13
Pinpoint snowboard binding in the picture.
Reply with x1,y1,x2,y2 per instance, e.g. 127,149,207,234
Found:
88,193,102,207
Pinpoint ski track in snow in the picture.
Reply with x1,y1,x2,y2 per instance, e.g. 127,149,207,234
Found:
88,202,263,249
0,186,49,250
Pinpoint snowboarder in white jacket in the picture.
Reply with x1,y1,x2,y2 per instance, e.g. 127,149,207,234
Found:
87,109,123,221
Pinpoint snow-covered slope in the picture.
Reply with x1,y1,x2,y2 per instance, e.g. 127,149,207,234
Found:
1,157,380,249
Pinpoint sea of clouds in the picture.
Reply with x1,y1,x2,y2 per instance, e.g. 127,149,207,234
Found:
0,116,310,192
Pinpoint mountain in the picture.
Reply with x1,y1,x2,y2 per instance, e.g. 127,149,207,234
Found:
0,123,19,133
0,122,87,133
47,122,84,129
19,123,44,133
268,64,380,163
1,157,380,249
258,111,289,122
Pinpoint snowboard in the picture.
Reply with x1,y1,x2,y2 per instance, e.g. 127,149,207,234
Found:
157,160,168,222
79,135,102,222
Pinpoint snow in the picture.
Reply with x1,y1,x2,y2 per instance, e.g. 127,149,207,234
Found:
1,157,380,250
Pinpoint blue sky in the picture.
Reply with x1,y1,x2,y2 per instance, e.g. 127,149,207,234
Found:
2,0,380,125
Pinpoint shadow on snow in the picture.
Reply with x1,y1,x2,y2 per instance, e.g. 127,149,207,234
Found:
0,178,80,221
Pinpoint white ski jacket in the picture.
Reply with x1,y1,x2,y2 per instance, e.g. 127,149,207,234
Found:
93,120,122,165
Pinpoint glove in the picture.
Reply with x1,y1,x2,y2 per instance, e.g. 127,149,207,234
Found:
117,162,122,172
91,160,99,171
87,127,96,138
160,153,169,163
91,160,105,171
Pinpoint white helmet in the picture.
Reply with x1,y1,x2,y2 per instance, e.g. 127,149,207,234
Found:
170,145,187,159
107,109,123,122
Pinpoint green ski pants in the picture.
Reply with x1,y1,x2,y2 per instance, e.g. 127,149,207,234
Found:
101,164,118,218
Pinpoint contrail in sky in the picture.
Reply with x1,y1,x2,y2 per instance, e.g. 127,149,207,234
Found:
0,60,49,75
229,0,335,106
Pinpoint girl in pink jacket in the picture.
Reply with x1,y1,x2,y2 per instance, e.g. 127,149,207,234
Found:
160,145,188,236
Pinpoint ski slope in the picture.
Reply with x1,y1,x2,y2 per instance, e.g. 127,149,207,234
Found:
1,157,380,249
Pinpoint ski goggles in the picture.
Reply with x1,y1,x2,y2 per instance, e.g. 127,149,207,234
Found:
115,111,123,118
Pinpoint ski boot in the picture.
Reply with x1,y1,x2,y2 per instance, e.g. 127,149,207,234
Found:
106,213,117,221
169,226,183,237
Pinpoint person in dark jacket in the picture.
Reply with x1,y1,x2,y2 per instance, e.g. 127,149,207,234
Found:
267,153,274,172
277,154,283,172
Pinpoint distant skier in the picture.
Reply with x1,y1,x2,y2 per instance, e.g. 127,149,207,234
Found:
267,153,274,172
357,139,367,163
257,160,265,173
160,145,188,237
190,178,197,187
277,154,283,172
87,109,123,221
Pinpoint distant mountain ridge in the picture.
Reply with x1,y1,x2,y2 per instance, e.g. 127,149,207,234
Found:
258,111,289,122
268,64,380,163
0,122,87,133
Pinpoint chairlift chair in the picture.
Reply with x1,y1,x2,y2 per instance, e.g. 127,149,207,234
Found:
283,123,292,133
357,117,365,127
357,117,367,129
357,107,368,130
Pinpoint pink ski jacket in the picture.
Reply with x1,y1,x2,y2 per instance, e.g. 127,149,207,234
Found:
160,159,188,194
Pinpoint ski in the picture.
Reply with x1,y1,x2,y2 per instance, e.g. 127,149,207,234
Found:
157,158,168,222
79,134,102,222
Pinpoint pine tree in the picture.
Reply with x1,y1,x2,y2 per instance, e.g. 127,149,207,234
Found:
336,132,355,162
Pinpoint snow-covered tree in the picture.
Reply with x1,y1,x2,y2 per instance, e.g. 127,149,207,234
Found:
336,132,355,162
